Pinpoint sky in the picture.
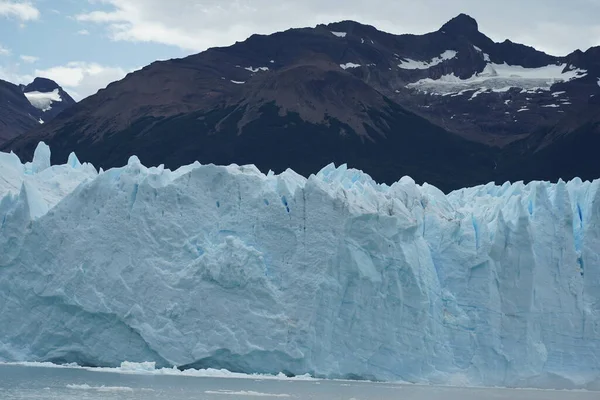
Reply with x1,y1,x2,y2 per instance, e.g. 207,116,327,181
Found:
1,0,599,100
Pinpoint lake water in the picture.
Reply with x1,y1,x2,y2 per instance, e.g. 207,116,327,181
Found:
0,364,597,400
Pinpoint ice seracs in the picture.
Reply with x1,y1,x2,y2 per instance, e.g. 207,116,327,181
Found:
0,142,599,390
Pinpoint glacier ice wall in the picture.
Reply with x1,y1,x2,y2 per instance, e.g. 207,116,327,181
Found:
0,143,599,389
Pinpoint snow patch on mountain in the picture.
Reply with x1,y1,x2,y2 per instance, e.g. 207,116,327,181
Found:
23,89,62,112
408,63,587,96
340,63,361,70
330,31,347,38
398,50,457,70
245,67,269,73
1,143,599,390
472,45,490,62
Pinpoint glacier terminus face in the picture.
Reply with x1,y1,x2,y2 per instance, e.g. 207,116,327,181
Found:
0,143,599,390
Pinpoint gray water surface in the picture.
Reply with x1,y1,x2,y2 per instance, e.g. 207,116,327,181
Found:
0,364,596,400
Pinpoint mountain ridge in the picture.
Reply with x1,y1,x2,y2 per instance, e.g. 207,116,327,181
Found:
3,14,600,191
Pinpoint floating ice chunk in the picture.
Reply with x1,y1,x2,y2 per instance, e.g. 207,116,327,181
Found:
204,389,290,397
66,384,135,392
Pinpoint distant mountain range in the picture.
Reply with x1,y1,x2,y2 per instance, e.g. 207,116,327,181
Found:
0,77,75,144
2,14,600,191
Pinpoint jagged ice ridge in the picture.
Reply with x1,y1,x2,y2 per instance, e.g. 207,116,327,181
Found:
0,143,599,389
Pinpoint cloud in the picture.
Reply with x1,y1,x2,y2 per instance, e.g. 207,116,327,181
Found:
75,0,600,55
77,29,90,35
0,1,40,21
35,62,130,100
0,44,9,56
0,65,33,84
20,54,38,63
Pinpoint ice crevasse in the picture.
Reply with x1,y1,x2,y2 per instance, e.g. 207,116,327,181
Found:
0,142,599,389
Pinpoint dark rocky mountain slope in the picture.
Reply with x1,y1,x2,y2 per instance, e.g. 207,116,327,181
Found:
4,14,600,191
0,77,75,144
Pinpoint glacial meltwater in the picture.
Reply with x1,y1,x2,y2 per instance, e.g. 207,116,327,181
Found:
0,364,597,400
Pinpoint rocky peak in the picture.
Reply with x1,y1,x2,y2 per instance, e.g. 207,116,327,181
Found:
23,77,62,93
439,13,479,37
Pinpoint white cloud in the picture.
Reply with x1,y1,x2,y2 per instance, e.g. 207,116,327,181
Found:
35,62,130,100
0,65,33,84
75,0,600,55
20,54,38,63
0,1,40,21
0,44,9,56
77,29,90,35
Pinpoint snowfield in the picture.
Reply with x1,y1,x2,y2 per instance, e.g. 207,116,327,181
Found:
398,50,458,70
0,143,599,390
408,63,587,95
23,88,62,112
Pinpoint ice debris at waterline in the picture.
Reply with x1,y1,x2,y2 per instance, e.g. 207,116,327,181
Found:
0,142,599,390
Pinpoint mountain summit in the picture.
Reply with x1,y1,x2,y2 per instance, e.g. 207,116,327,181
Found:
3,15,600,191
21,78,76,122
440,13,480,36
23,77,62,93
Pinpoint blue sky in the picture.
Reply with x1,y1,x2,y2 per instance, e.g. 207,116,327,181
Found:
1,0,599,100
0,1,187,99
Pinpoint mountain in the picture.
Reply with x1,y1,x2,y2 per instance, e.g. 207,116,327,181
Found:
21,78,76,123
4,14,600,191
0,80,38,144
0,77,75,144
1,143,599,389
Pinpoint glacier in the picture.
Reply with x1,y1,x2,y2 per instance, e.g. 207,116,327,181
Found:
0,142,599,389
